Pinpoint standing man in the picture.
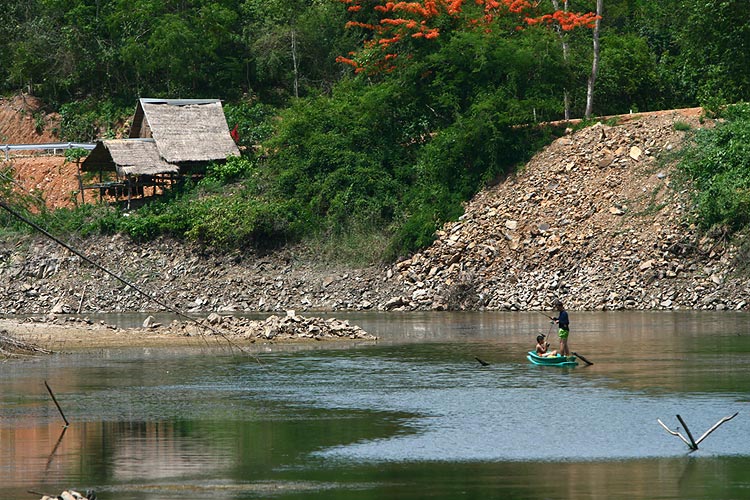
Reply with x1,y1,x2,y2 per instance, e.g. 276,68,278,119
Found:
551,299,570,357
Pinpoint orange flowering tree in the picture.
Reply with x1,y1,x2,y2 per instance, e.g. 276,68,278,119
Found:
336,0,598,74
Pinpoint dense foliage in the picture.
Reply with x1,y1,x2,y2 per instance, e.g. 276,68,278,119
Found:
2,0,750,260
677,104,750,232
1,0,353,106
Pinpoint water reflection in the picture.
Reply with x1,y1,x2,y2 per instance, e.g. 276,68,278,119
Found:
1,311,750,500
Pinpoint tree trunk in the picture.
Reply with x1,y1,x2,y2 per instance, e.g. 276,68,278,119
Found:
291,29,299,99
585,0,603,119
551,0,571,120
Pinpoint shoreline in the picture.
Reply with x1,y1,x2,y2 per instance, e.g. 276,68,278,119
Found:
0,311,378,352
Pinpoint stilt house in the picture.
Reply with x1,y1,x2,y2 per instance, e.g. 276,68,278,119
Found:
80,98,240,205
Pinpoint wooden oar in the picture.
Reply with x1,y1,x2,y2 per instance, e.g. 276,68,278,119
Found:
572,352,593,366
475,356,490,367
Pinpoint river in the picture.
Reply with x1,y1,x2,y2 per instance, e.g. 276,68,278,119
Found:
2,311,749,499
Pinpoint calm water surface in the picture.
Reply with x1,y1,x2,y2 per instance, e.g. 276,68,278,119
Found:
2,311,750,499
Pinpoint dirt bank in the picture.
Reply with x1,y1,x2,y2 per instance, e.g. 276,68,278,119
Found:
0,95,82,210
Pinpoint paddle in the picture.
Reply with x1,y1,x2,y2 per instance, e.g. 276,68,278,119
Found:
572,352,593,366
475,356,490,367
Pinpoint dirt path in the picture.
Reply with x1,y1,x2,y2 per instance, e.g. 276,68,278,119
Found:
1,95,88,209
1,318,217,351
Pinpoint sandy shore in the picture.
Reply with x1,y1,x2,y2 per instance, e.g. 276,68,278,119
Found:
0,318,219,351
0,313,377,354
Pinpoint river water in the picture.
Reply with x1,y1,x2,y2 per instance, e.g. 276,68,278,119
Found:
2,311,750,499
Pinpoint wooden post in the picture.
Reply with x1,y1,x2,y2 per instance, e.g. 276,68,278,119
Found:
127,174,132,209
77,160,85,205
44,380,70,427
77,284,86,314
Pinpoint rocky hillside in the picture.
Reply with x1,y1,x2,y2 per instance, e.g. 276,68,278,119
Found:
1,106,749,315
388,109,749,312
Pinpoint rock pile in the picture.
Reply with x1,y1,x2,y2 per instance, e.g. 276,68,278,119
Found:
16,310,376,342
0,237,400,314
163,310,377,341
37,490,95,500
386,110,750,311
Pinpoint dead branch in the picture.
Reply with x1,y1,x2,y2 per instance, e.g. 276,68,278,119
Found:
658,412,739,450
0,330,52,358
44,380,70,427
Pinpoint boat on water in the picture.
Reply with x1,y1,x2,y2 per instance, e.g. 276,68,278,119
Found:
527,351,579,367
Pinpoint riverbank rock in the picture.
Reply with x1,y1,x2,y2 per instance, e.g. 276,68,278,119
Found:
384,109,750,311
38,490,95,500
7,310,376,345
165,310,377,341
2,108,750,313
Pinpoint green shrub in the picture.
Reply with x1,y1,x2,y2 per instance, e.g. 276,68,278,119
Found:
183,195,306,250
58,98,131,142
202,156,256,185
677,103,750,231
222,101,276,151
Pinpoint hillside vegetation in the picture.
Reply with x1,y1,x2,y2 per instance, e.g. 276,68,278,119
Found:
2,0,750,267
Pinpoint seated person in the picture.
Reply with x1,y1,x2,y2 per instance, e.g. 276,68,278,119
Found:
535,334,558,357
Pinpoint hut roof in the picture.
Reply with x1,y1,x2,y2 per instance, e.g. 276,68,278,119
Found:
130,98,240,163
81,139,179,176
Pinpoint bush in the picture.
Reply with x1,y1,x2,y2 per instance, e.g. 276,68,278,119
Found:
202,156,256,185
677,103,750,231
222,101,276,151
58,98,131,142
184,196,306,250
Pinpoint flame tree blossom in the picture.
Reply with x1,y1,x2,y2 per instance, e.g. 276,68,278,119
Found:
337,0,597,73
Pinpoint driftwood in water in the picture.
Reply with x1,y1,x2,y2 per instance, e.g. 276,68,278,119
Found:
0,329,52,357
44,380,70,427
657,412,739,451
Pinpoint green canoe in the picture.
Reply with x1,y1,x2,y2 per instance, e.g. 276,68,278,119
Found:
527,351,579,367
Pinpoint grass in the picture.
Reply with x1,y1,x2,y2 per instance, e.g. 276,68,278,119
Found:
304,224,393,267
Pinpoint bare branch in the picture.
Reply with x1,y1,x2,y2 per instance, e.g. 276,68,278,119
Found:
658,413,739,451
695,412,739,445
657,418,693,448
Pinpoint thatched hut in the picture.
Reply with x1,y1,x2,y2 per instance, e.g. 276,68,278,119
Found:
80,98,240,205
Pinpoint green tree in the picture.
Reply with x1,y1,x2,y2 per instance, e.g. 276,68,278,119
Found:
239,0,356,102
593,32,660,114
677,0,750,108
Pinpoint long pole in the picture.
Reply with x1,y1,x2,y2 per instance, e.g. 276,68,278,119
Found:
0,199,257,359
